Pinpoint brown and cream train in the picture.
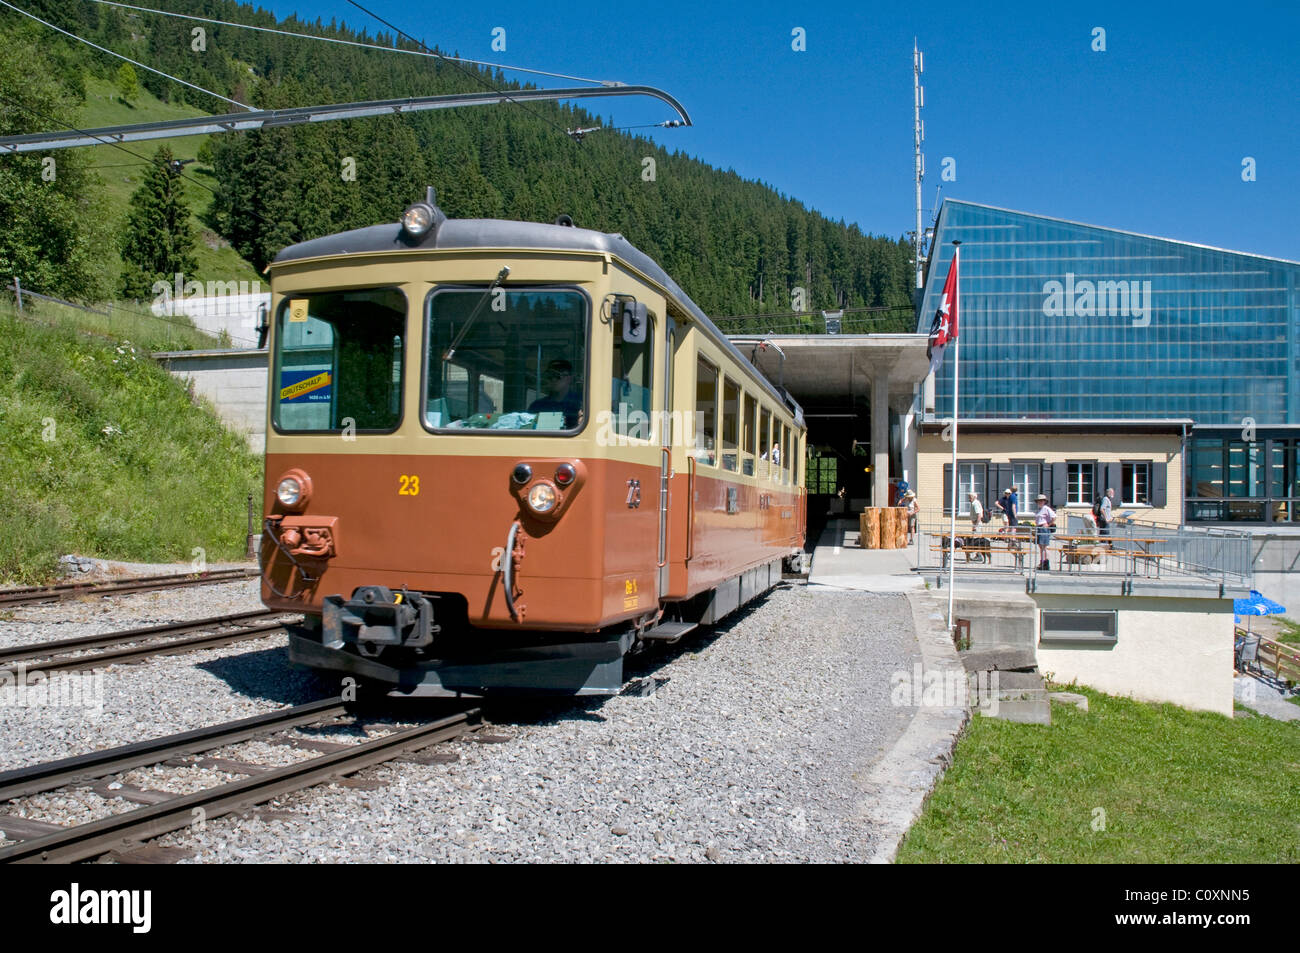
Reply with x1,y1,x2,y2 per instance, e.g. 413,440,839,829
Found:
259,191,806,695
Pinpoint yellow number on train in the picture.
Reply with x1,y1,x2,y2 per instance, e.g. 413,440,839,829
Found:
399,474,420,496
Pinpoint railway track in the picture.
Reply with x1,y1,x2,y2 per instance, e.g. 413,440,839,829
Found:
0,610,295,676
0,699,483,864
0,567,259,608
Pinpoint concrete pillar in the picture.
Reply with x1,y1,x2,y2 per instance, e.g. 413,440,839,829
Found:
923,371,935,415
900,401,917,487
872,370,890,507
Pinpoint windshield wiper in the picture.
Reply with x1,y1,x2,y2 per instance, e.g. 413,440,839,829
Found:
442,267,510,362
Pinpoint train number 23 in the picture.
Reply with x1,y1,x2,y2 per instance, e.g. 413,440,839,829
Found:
398,474,420,496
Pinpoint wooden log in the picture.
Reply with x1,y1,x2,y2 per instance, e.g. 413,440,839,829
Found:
860,508,881,549
893,506,908,548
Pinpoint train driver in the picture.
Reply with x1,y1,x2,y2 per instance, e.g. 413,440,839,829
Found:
528,359,583,429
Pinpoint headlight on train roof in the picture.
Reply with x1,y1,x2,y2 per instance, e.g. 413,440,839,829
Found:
526,482,558,515
401,202,435,237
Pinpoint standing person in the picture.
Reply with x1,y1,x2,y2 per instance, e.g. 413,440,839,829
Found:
995,487,1018,532
967,491,983,534
1034,493,1057,571
903,490,919,544
1094,486,1115,538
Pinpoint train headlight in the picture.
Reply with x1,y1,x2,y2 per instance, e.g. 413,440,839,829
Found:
401,202,435,238
526,482,558,515
275,469,312,512
277,477,302,507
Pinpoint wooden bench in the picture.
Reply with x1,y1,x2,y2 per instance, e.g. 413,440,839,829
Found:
1129,552,1173,576
932,534,1028,568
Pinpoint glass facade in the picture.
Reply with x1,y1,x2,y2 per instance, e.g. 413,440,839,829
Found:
918,201,1300,523
919,201,1300,424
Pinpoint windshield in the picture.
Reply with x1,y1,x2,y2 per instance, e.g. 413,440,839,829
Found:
273,288,405,432
425,288,588,433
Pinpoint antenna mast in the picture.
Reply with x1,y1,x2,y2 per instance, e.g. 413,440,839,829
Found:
913,40,925,290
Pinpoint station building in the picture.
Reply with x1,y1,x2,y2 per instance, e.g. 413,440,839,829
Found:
913,199,1300,529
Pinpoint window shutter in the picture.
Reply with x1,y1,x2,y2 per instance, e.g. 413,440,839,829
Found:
1051,462,1067,507
993,464,1012,506
1151,462,1167,507
1106,462,1124,499
943,464,952,517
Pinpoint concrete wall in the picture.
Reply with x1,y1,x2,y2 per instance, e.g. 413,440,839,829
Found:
917,431,1182,526
1033,593,1234,716
153,292,270,349
156,349,268,453
1250,534,1300,608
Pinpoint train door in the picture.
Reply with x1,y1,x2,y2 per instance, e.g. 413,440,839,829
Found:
657,316,676,599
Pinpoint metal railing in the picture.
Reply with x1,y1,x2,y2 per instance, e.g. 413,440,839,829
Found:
917,517,1252,589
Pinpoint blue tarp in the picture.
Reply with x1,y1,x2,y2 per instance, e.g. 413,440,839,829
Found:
1234,589,1286,624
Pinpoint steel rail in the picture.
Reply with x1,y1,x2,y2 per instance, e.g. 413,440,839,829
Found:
0,621,289,676
0,568,259,607
0,698,349,802
0,709,478,863
0,609,281,665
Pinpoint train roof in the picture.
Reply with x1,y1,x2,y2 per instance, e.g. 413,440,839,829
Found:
271,215,803,425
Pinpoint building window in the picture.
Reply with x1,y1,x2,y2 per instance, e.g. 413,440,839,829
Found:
809,454,837,495
1011,463,1040,515
1067,463,1094,505
1122,462,1150,505
957,463,985,516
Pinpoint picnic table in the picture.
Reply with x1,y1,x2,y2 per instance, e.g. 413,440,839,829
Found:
1048,534,1174,575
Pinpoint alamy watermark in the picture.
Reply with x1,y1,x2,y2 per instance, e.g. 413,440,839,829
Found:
0,665,104,716
1042,273,1151,327
890,663,1001,715
152,273,264,316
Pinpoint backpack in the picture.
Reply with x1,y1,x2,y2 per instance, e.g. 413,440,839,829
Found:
1092,497,1103,519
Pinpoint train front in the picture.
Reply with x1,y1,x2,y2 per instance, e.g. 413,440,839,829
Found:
259,198,668,697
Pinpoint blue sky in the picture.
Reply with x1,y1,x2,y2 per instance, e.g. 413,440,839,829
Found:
260,0,1300,261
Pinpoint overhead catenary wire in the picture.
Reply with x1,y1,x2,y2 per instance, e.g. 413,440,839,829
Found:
0,0,251,112
341,0,598,144
86,0,613,87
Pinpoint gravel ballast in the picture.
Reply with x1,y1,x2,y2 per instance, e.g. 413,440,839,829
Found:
153,585,924,863
2,580,928,862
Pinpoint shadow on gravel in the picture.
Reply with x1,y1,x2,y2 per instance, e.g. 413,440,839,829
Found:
194,645,337,706
189,586,798,732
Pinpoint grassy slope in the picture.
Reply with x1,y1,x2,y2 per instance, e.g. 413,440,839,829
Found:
897,686,1300,863
79,77,263,293
0,299,262,582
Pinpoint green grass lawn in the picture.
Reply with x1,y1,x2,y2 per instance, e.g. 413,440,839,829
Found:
0,300,262,583
897,686,1300,863
1271,617,1300,646
78,78,263,293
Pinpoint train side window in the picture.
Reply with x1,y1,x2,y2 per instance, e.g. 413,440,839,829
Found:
721,378,739,471
611,314,654,440
742,393,757,476
781,424,791,484
693,357,717,466
758,407,772,479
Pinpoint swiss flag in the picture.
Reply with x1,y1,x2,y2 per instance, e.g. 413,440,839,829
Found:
927,253,959,376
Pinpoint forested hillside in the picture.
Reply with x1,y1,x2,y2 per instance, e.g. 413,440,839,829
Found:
2,0,914,329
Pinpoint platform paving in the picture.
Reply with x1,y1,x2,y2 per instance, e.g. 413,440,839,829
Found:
807,519,925,593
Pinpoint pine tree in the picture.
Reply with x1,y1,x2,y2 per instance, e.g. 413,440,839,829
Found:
118,146,197,300
115,63,138,105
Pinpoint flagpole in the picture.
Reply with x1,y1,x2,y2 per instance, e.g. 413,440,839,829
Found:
947,241,961,630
